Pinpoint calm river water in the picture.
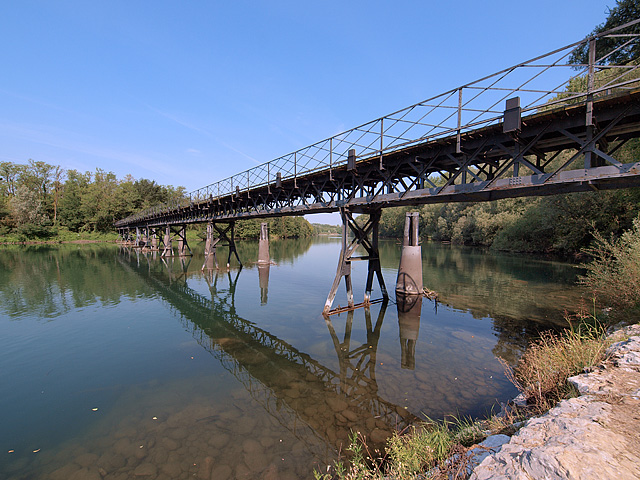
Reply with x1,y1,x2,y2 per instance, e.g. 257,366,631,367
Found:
0,238,585,479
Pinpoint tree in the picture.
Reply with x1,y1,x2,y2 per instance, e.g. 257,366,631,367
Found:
58,170,91,231
569,0,640,66
52,166,65,223
0,162,22,198
8,185,51,237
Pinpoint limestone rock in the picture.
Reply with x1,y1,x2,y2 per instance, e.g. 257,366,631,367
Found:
470,328,640,480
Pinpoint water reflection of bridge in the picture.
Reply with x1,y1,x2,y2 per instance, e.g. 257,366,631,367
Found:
118,247,420,453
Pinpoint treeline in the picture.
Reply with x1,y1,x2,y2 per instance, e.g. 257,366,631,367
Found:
373,187,640,256
311,223,341,235
0,160,186,239
229,216,314,239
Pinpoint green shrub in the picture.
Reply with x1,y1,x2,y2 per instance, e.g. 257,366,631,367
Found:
581,214,640,312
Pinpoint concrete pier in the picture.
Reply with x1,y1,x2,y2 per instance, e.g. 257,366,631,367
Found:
177,226,189,257
203,223,216,270
258,223,270,264
162,225,172,257
396,212,423,295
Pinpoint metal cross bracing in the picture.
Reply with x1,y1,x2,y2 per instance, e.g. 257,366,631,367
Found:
117,251,417,449
115,19,640,230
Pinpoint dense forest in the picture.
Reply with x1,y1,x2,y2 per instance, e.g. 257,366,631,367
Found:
0,161,315,241
369,186,640,256
0,161,186,240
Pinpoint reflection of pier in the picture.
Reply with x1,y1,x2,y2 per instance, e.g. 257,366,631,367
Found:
117,249,418,452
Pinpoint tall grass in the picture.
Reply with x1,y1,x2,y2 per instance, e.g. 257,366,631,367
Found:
500,313,610,412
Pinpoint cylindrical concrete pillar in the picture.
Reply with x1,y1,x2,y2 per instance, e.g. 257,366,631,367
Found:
258,222,270,264
203,223,215,270
396,212,423,295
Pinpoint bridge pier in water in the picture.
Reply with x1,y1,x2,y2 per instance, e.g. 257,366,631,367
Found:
258,222,270,264
160,225,192,258
396,212,423,295
202,221,243,270
323,208,388,315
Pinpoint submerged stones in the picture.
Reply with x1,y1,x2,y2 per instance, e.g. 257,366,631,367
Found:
13,367,403,480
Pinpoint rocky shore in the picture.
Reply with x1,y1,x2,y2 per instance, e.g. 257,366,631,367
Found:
469,324,640,479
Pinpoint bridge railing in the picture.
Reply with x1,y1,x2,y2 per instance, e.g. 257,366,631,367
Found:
115,19,640,227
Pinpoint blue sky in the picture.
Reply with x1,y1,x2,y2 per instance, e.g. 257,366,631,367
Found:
1,1,613,223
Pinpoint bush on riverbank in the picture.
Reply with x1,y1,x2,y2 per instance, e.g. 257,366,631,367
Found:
581,213,640,317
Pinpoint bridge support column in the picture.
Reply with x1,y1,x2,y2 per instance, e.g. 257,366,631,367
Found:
162,225,172,257
396,212,423,295
151,230,158,251
323,208,388,315
176,225,192,257
201,222,242,270
258,222,270,264
135,227,141,247
396,293,422,370
202,222,217,270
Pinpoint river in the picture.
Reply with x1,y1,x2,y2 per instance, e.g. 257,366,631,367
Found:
0,238,585,479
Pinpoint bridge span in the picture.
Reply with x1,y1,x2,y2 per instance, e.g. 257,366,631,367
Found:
115,20,640,314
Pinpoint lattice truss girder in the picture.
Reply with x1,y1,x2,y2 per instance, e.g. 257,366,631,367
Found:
122,91,640,228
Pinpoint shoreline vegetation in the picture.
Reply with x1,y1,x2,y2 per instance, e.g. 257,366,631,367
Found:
0,222,338,245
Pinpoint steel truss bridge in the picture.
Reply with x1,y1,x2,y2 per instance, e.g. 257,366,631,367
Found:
117,248,417,455
116,20,640,313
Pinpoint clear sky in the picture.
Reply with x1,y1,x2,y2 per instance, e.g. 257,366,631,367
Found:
1,1,613,224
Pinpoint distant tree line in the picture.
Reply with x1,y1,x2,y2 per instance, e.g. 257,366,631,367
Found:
231,216,314,239
372,187,640,256
0,160,186,239
0,159,316,241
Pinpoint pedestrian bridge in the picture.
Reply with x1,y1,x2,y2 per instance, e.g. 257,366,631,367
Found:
115,20,640,314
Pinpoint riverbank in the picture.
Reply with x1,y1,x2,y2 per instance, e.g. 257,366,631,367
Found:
469,323,640,479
